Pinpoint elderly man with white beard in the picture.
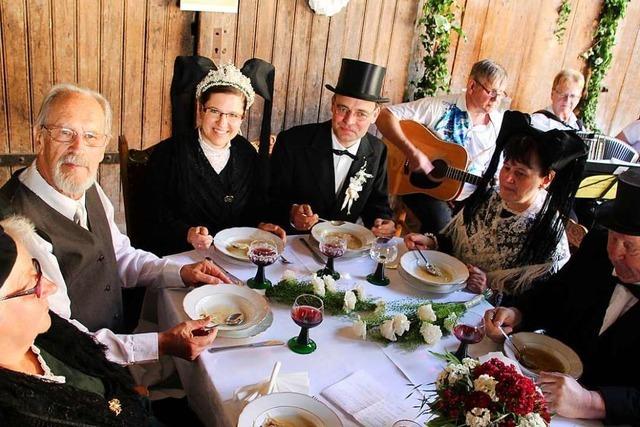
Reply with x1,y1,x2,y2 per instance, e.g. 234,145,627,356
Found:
0,84,230,366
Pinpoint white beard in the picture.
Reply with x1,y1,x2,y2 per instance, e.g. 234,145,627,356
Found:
53,154,96,196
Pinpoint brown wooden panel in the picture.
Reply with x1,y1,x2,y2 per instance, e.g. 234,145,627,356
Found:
449,0,490,92
0,3,7,154
160,3,193,141
197,12,237,65
77,0,100,90
301,13,330,125
609,27,640,136
372,0,396,67
342,0,365,60
122,0,147,149
1,0,32,153
141,0,166,146
51,0,77,83
270,0,296,133
318,7,348,123
283,0,313,129
27,0,53,123
359,0,382,63
561,0,600,72
235,0,258,139
595,0,640,133
384,0,418,104
445,0,467,78
248,0,277,140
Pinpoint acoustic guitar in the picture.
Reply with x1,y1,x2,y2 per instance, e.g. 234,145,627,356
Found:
384,120,482,201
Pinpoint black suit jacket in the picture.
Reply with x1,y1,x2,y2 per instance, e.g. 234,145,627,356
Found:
515,228,640,425
268,121,392,232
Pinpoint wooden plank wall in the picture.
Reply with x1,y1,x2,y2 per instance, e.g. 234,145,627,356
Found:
197,0,421,142
444,0,640,135
0,0,194,226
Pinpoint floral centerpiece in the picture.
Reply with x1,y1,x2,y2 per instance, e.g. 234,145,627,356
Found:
417,355,550,427
266,271,487,349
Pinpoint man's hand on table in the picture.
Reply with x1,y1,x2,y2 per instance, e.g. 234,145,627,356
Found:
258,222,287,243
180,259,231,285
187,226,213,250
483,307,523,341
158,317,218,360
371,218,395,237
404,233,437,250
466,264,488,293
538,372,606,420
290,203,319,231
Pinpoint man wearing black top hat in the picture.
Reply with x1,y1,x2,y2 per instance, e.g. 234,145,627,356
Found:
483,169,640,425
268,58,394,235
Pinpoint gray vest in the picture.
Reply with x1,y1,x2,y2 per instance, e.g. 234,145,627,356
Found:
2,172,124,332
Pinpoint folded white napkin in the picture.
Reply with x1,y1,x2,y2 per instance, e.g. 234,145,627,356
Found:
234,372,310,405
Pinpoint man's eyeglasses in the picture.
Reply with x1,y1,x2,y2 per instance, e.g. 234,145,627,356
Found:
333,105,376,122
474,79,506,99
202,106,244,123
42,125,109,148
553,90,581,101
0,258,43,302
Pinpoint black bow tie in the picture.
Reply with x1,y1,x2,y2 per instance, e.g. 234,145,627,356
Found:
620,282,640,299
332,149,358,161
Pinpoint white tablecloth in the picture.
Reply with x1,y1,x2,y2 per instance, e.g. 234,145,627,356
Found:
159,236,600,427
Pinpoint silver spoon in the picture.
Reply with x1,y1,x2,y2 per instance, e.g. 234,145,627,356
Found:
317,217,346,226
497,325,536,370
416,249,442,277
202,312,244,333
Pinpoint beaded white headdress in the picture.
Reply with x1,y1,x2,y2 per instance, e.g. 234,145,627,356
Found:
195,64,255,109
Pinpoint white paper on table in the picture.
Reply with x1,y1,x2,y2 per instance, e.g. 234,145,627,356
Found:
321,370,414,426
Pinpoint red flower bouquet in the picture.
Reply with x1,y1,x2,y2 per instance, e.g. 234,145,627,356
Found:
421,356,550,427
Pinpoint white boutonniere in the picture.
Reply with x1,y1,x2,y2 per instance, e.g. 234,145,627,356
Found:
341,161,373,215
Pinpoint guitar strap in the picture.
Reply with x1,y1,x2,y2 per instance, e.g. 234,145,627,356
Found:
534,109,584,131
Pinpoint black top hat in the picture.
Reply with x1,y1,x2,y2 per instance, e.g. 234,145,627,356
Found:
597,169,640,236
0,225,17,287
325,58,389,103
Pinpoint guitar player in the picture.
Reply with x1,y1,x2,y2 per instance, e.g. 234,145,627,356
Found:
376,59,508,233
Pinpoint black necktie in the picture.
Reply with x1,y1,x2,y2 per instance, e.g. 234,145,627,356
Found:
620,282,640,299
332,149,358,161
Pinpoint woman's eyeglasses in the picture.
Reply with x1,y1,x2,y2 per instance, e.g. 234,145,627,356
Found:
0,258,43,301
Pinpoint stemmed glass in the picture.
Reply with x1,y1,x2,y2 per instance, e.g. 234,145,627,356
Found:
246,240,279,289
367,237,398,286
317,234,347,280
288,294,324,354
452,312,485,360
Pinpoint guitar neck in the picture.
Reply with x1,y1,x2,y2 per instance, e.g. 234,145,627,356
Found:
445,167,482,185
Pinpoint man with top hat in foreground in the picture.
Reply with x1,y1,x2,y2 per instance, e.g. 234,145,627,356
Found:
268,58,394,235
483,169,640,425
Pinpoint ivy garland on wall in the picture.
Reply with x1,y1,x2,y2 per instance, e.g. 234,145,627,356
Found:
554,0,572,42
579,0,630,131
412,0,464,99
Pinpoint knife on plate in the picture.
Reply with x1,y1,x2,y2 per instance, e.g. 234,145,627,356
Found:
208,339,285,353
299,238,326,264
204,256,243,286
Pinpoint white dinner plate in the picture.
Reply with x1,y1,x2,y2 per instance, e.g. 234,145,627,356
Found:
399,250,469,286
182,285,271,338
213,227,285,262
503,332,583,379
398,263,466,294
310,221,375,255
238,392,343,427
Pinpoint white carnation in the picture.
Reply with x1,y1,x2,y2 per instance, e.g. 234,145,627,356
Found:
462,357,480,370
353,283,366,301
380,319,397,341
281,269,297,282
465,407,491,427
473,374,498,401
343,291,357,312
352,316,367,340
392,314,411,336
323,275,338,293
517,413,547,427
311,274,325,297
443,362,469,384
374,299,386,315
417,304,437,322
420,322,442,345
443,312,458,333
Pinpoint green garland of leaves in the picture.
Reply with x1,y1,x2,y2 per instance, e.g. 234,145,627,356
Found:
579,0,630,131
412,0,464,99
554,0,572,42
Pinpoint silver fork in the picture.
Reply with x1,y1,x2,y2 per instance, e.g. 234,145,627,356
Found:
280,254,292,264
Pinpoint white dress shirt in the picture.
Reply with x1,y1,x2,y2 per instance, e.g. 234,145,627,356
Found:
331,131,361,194
530,106,582,131
19,163,183,364
599,270,639,335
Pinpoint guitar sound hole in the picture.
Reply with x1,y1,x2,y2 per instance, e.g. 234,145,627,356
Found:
409,159,448,189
